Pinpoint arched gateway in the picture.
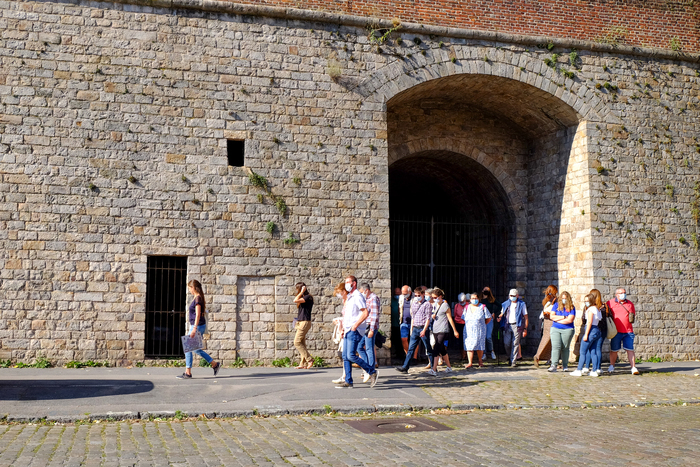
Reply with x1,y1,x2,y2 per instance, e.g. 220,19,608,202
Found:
362,52,607,340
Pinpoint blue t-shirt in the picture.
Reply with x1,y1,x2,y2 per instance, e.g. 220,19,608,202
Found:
551,302,575,330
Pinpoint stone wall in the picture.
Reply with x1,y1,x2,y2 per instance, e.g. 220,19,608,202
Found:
1,0,699,364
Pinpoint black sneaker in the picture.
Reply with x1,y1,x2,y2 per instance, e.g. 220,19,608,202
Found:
335,382,353,388
212,362,220,377
395,366,408,374
176,373,192,379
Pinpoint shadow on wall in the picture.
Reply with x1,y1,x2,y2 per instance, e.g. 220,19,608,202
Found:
0,380,155,401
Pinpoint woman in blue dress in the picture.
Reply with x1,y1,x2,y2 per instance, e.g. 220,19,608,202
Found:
463,292,493,368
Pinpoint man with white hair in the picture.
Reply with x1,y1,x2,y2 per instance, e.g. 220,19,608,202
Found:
606,287,639,375
497,288,528,367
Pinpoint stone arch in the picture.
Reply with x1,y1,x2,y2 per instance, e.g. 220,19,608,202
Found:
355,46,612,125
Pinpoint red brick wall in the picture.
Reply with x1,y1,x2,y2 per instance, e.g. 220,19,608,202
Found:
224,0,700,51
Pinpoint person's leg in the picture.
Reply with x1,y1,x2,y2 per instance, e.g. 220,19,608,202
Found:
346,330,374,375
594,336,604,372
510,324,520,365
609,332,622,370
185,351,193,375
194,348,213,364
589,329,601,373
364,333,376,369
476,350,483,366
466,351,474,367
485,321,494,357
294,321,312,367
357,335,368,365
400,329,420,369
420,332,435,368
503,326,513,363
342,334,353,384
560,328,575,370
577,337,592,371
550,327,562,369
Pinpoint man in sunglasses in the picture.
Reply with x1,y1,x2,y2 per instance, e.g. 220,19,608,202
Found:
497,288,528,367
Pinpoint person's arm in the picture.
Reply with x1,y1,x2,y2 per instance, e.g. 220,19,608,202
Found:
367,296,379,338
522,303,528,337
446,305,459,338
484,305,492,325
351,308,369,332
190,300,201,337
293,286,306,305
552,310,575,325
583,308,593,341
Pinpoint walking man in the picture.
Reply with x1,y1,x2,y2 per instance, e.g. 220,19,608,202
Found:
395,286,434,374
358,283,381,382
337,275,379,388
498,288,528,367
606,287,639,375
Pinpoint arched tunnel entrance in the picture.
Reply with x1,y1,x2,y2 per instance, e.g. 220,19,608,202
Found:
389,151,512,301
387,73,584,308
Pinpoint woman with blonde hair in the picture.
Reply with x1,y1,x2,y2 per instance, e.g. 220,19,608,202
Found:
547,290,576,372
571,293,603,377
177,280,221,379
534,285,558,368
331,282,349,384
293,282,314,369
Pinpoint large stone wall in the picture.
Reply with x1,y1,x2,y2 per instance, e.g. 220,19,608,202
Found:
1,0,699,364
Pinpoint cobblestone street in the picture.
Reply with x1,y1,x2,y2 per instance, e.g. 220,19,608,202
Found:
1,405,699,466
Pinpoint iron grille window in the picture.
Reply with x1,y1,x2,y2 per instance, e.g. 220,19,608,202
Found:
145,256,188,358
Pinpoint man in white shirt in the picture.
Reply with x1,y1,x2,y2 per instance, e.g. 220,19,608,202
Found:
497,288,528,367
337,275,379,388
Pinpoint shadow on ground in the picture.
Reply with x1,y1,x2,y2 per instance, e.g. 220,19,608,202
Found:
0,380,154,401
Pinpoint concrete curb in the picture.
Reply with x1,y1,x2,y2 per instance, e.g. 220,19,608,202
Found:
3,399,700,423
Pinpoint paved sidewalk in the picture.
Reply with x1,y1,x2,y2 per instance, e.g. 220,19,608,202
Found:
1,405,699,466
1,361,699,421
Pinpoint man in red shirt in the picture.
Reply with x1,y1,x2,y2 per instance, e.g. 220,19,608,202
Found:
606,287,639,375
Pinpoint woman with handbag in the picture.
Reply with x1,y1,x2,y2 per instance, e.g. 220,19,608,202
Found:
177,280,221,379
534,285,557,368
570,293,603,377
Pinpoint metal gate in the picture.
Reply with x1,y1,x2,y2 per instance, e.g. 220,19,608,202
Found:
390,217,509,303
145,256,188,358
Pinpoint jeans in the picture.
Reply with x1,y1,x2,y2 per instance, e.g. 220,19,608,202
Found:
343,330,375,385
595,335,605,370
550,327,575,369
485,320,494,354
400,327,434,370
357,331,376,369
576,326,601,372
503,324,523,364
185,324,213,369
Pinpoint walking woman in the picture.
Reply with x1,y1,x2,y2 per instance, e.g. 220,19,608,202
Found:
481,287,498,360
570,293,602,377
548,291,576,372
463,292,492,369
534,285,557,368
177,280,221,379
454,293,468,361
331,282,349,384
293,282,314,369
589,288,608,374
428,288,459,376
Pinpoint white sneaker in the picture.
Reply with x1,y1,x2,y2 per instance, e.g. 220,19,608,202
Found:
445,366,453,373
608,365,615,374
427,369,438,376
590,370,599,377
331,377,344,384
570,370,582,377
491,351,497,360
362,371,370,383
547,366,557,372
562,368,570,372
581,368,590,375
631,367,640,375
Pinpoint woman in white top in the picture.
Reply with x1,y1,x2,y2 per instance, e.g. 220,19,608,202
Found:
331,282,349,384
463,293,492,369
570,293,603,377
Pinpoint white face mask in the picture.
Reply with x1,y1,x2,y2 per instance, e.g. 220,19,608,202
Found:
436,298,443,304
562,298,567,304
336,293,342,299
345,283,352,292
618,293,626,301
425,295,431,302
470,299,479,305
509,296,517,302
584,301,590,307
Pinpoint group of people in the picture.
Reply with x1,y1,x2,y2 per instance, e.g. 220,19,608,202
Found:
176,276,639,381
534,285,639,376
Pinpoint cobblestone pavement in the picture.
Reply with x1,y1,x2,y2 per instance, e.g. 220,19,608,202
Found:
1,405,699,466
417,361,700,408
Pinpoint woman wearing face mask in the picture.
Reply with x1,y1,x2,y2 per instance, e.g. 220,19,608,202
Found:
481,287,498,360
463,292,493,369
534,285,558,368
427,288,459,376
453,293,468,361
331,282,349,384
570,293,603,377
589,289,608,374
423,289,435,369
548,291,576,372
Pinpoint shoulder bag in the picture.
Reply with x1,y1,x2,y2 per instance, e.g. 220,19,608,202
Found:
605,303,617,340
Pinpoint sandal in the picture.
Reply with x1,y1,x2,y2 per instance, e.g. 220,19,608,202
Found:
305,362,314,369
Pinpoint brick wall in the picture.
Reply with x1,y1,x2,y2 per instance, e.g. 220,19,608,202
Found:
224,0,700,51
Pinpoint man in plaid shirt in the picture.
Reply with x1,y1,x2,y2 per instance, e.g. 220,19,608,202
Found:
358,283,381,383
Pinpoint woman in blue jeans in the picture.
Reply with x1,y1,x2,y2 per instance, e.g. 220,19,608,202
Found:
570,293,602,377
177,280,221,379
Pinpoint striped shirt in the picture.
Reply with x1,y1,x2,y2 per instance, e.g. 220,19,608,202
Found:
365,292,381,331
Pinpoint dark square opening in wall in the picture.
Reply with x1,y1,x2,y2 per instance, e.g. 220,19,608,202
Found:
227,139,245,166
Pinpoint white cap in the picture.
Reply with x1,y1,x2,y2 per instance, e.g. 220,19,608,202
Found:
509,288,519,296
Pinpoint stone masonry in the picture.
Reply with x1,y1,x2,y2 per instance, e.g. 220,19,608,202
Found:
0,0,699,365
